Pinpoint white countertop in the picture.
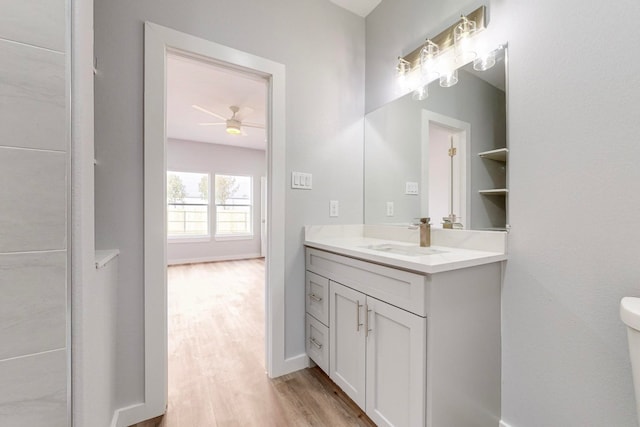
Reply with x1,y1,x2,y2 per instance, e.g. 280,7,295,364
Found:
304,225,507,274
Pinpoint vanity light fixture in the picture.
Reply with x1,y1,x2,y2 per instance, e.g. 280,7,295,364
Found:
394,6,487,98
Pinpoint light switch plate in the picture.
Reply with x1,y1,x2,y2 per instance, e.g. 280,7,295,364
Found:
386,201,394,217
329,200,339,217
292,172,312,189
405,181,419,195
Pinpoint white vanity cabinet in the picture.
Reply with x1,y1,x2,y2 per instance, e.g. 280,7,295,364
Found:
305,246,502,427
330,281,427,427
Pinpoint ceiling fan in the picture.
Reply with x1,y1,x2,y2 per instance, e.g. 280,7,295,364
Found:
192,104,265,136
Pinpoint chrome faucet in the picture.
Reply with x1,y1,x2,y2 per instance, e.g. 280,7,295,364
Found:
413,217,431,247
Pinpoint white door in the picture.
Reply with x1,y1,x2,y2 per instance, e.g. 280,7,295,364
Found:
329,281,367,409
365,297,427,427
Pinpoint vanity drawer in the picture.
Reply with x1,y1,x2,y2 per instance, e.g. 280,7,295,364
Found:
306,313,329,374
306,271,329,325
306,247,428,317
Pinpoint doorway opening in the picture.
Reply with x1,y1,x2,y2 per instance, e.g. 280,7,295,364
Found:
142,23,288,424
164,52,269,422
421,110,470,229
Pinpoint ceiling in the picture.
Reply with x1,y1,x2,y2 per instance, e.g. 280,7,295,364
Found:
166,53,267,151
329,0,381,17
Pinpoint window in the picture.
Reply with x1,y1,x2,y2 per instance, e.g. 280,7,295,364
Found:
215,174,252,237
167,171,209,238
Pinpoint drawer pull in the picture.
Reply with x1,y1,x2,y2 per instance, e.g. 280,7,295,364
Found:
356,300,363,331
365,304,372,338
309,337,323,349
309,293,323,303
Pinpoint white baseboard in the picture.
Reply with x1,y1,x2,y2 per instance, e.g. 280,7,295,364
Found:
269,353,309,378
500,420,514,427
111,403,147,427
167,253,263,266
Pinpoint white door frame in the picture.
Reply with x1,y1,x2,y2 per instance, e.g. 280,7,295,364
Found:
136,22,286,425
421,110,471,229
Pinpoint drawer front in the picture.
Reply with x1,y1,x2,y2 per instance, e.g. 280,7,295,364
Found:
306,247,428,317
306,271,329,325
306,313,329,374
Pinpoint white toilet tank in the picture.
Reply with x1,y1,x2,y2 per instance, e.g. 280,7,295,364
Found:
621,297,640,422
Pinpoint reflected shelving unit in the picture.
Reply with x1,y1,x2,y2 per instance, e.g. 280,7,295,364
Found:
478,148,509,230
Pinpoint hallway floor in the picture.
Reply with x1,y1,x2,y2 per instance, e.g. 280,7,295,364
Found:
141,258,374,427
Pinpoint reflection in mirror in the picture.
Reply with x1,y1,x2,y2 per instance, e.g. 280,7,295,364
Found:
364,46,507,230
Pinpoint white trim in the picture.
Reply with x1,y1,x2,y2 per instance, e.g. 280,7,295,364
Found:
168,236,211,243
499,421,514,427
214,233,254,241
421,110,471,229
168,253,263,266
144,22,287,424
283,353,311,374
110,403,146,427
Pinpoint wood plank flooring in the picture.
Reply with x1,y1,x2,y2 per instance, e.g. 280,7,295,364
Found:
133,259,374,427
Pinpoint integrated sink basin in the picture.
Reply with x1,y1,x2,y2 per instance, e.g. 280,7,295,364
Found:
362,243,447,257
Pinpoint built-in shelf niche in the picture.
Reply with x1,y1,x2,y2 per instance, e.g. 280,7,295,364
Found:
478,148,508,162
477,147,509,230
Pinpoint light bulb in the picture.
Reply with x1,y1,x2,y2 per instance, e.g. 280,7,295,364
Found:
412,85,428,101
396,57,411,93
420,40,440,80
440,69,458,88
473,51,496,71
454,16,477,63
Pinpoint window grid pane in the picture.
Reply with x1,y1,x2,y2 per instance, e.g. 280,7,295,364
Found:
167,171,209,237
215,174,252,236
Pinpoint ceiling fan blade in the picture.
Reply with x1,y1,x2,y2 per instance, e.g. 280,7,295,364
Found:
198,122,225,126
192,105,227,121
242,121,265,129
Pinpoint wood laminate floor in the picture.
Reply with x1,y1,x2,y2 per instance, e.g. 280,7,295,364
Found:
133,259,374,427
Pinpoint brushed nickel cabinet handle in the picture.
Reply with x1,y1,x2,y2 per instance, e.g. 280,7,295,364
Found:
365,304,372,338
309,337,323,349
309,293,322,303
356,300,364,331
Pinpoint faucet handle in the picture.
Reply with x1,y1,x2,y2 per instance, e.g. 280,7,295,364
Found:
414,217,430,224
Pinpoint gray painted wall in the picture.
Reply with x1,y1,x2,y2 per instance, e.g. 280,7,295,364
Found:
167,139,265,264
367,1,640,426
94,0,364,408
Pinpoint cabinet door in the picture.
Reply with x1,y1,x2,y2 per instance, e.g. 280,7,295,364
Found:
365,297,427,427
329,281,366,409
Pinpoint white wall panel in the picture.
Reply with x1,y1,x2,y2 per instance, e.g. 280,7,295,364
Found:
0,0,66,52
0,251,66,360
0,39,66,152
0,147,67,252
0,349,67,426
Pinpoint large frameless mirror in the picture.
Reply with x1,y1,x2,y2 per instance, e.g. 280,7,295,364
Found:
364,46,508,230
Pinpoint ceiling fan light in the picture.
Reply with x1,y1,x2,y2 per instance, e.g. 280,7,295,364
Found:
226,124,241,135
226,118,242,135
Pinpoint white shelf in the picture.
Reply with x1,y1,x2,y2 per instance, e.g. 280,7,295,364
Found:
478,148,508,162
479,188,509,196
